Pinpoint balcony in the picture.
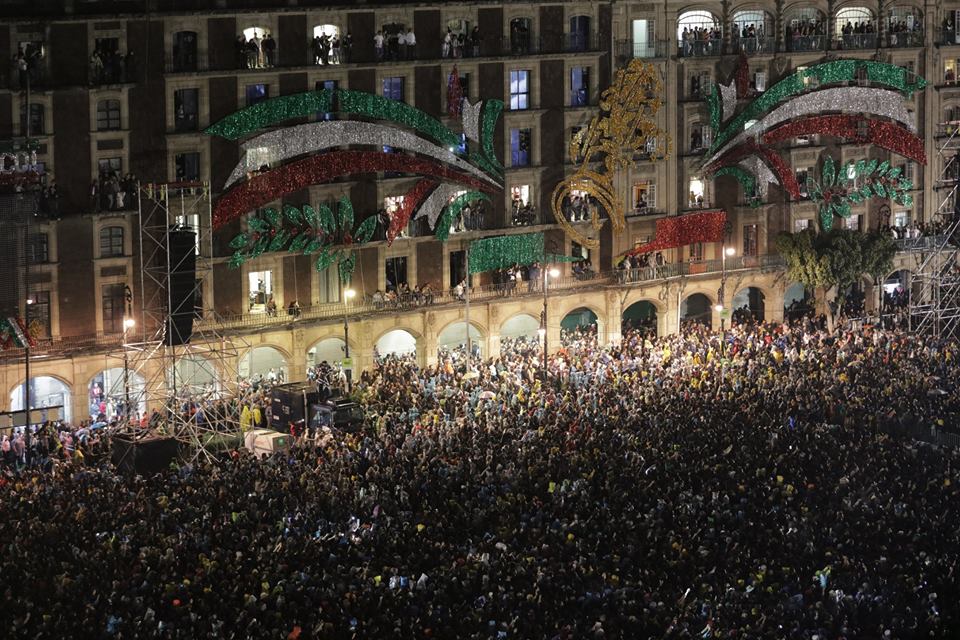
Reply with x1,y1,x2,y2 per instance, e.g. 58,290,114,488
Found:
678,37,723,58
165,52,209,74
614,40,670,59
887,29,923,48
729,36,775,55
783,34,826,53
833,33,878,51
939,28,960,46
895,235,952,252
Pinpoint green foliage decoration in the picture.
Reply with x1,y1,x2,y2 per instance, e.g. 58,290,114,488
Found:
809,156,913,231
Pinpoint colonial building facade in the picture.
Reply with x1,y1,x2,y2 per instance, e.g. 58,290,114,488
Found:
0,0,944,422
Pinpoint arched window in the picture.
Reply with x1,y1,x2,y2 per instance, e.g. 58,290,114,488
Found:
99,226,124,257
731,10,772,54
96,99,121,131
834,6,876,49
887,7,922,47
677,10,722,57
784,7,826,52
240,26,275,69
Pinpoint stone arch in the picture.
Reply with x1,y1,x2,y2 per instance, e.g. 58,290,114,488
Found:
10,375,73,424
240,345,290,381
681,291,714,328
732,286,767,322
500,312,541,338
375,328,420,358
560,306,604,345
676,8,723,56
833,4,877,49
87,367,146,421
622,299,661,335
729,8,775,53
170,354,222,396
306,337,354,373
783,4,828,52
437,320,486,359
784,281,814,321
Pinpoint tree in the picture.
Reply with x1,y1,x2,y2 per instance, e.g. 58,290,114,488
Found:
776,228,896,331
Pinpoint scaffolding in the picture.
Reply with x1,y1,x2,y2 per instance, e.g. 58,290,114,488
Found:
909,125,960,339
128,181,247,462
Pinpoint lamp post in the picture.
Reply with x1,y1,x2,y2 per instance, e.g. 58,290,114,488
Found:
538,266,560,386
122,317,135,424
716,245,735,354
342,286,356,391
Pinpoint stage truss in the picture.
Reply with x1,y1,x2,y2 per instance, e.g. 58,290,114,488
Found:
128,181,248,462
909,127,960,339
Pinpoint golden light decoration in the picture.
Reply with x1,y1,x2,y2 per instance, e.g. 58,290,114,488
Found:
551,60,671,249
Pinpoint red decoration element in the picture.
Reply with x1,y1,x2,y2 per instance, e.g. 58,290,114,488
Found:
213,151,497,229
388,178,438,244
447,66,463,119
707,142,801,199
624,210,727,256
762,115,926,165
735,52,750,99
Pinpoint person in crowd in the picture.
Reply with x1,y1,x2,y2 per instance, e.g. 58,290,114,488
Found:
4,320,960,639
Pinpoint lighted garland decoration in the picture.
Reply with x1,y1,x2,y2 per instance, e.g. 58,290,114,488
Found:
468,233,544,274
810,157,914,231
762,115,925,165
228,196,376,283
435,191,490,242
206,90,334,140
623,210,728,257
0,316,33,351
551,59,672,250
712,166,758,206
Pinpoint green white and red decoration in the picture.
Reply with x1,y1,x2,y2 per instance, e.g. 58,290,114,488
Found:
204,88,503,245
0,317,33,351
702,60,925,205
622,210,728,258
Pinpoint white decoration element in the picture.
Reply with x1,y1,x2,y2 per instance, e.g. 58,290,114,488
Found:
703,88,915,168
413,183,465,228
739,157,777,198
224,121,500,190
720,82,737,123
462,99,483,142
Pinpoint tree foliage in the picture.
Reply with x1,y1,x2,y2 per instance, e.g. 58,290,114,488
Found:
776,228,897,320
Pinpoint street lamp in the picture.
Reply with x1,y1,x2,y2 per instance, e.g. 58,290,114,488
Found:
540,266,560,385
122,317,135,425
342,287,356,392
718,245,735,355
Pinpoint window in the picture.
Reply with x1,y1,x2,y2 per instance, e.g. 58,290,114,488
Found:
245,147,276,175
98,157,122,177
449,250,467,288
99,226,124,258
509,70,530,110
101,283,127,333
846,161,859,188
20,103,44,136
510,128,532,166
172,31,198,72
317,267,340,304
688,178,705,207
689,242,704,261
315,80,337,120
385,256,408,292
382,77,404,101
844,215,862,231
28,233,48,263
248,270,273,313
28,291,50,338
690,72,711,98
245,84,269,107
511,184,531,206
754,71,766,93
571,240,590,262
632,182,656,212
312,25,342,65
742,224,759,256
571,67,590,106
894,211,910,227
690,123,711,152
175,152,200,182
174,88,199,132
96,99,121,131
794,218,813,232
796,168,810,196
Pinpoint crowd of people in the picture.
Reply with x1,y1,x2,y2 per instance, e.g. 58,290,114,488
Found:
2,319,958,638
89,47,137,86
236,31,277,69
11,43,44,90
679,25,723,57
90,171,139,212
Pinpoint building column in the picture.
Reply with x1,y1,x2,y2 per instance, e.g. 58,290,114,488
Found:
289,329,307,382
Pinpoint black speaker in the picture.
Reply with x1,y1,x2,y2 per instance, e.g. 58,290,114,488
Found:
112,436,180,475
166,229,197,346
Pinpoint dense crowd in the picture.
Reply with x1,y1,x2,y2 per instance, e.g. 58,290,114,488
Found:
2,321,959,639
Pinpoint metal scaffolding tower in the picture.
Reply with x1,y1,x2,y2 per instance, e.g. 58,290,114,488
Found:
909,125,960,339
129,181,247,461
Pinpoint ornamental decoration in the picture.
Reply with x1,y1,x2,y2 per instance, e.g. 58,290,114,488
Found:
0,317,33,351
467,232,578,274
621,210,727,258
227,196,375,283
205,88,504,245
809,157,914,231
551,59,672,250
703,60,925,202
